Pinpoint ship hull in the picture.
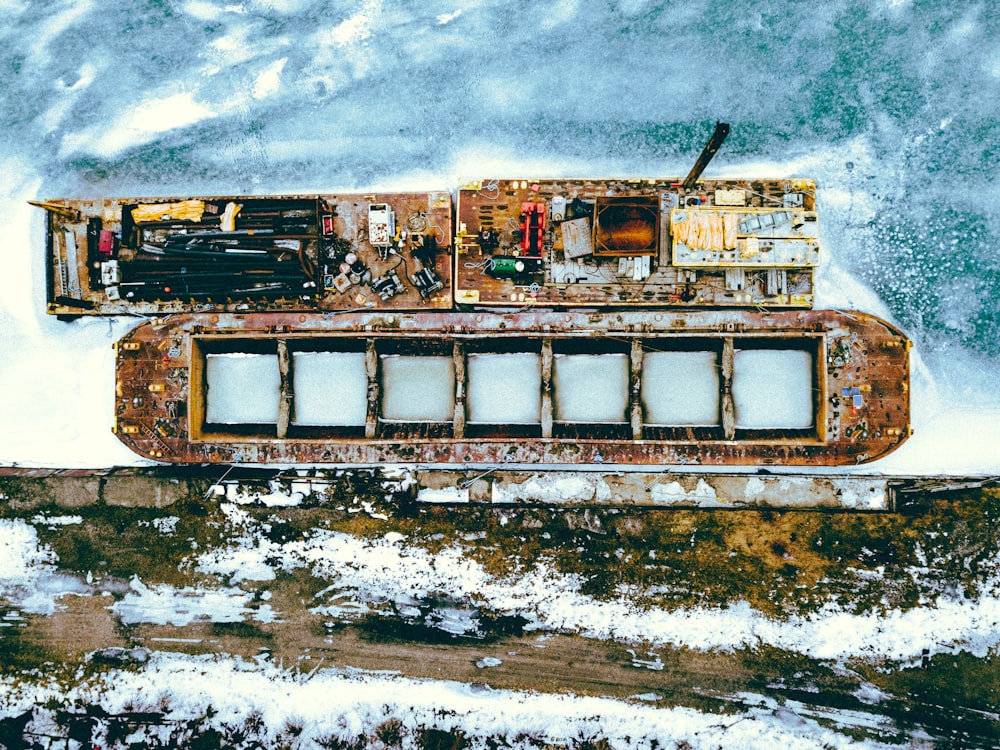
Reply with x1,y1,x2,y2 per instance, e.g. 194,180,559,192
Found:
113,309,910,466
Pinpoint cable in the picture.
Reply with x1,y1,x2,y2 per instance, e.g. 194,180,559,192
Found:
477,180,501,199
320,304,377,319
405,213,428,233
297,245,316,280
744,188,785,205
464,258,496,274
427,222,446,243
389,248,410,279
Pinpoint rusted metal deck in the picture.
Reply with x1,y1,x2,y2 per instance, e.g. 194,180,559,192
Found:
455,177,817,309
37,177,817,318
38,191,454,317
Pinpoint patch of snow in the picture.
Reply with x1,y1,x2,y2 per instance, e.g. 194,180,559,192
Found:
436,9,462,25
853,681,890,705
292,351,368,426
198,521,1000,665
204,353,281,424
360,500,388,519
733,349,814,429
60,91,217,158
491,474,601,503
552,353,629,423
221,480,305,507
0,519,87,614
631,692,664,702
417,486,470,503
467,353,541,424
831,479,888,510
1,652,907,750
642,350,720,426
194,505,280,584
152,516,180,534
431,605,481,636
627,649,665,671
381,355,455,422
737,691,901,738
649,478,720,506
252,57,286,100
30,514,82,526
324,0,379,47
313,593,372,620
111,576,276,626
197,536,278,583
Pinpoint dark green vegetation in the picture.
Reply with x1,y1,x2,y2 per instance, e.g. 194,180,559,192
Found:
11,500,226,589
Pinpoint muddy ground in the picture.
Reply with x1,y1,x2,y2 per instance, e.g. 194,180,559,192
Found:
1,472,998,747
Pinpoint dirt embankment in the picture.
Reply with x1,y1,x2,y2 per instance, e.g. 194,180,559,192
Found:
1,473,999,745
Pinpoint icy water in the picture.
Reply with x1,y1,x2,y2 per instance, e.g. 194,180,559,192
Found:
3,0,998,355
1,0,998,472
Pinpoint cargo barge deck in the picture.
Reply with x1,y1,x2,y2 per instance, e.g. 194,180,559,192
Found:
37,177,818,317
113,308,910,466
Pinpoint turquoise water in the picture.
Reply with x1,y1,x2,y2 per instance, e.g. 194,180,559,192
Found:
2,0,998,365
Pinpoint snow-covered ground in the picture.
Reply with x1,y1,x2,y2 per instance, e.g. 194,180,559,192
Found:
0,651,910,750
9,503,998,666
3,496,999,747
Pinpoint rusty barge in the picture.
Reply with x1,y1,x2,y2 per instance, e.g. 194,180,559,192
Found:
113,308,910,466
38,128,818,317
40,124,913,467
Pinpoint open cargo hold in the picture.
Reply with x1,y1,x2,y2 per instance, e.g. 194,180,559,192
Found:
113,308,910,466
